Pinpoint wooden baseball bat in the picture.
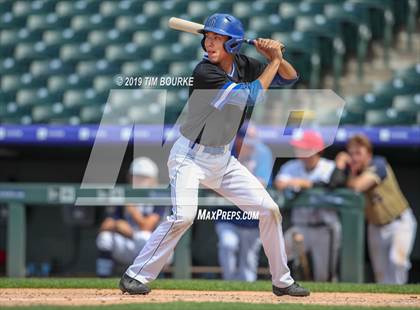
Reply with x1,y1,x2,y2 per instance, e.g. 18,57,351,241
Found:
168,17,256,46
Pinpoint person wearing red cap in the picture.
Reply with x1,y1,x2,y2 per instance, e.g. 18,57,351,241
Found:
274,130,341,282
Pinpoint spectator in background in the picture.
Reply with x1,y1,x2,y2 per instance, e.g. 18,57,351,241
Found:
275,130,341,282
215,124,272,281
96,157,165,277
335,134,417,284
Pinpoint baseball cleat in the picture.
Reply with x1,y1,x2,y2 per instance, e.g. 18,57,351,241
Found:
119,273,151,295
272,282,310,297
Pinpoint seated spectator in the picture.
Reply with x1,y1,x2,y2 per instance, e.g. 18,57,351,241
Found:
96,157,165,277
335,134,417,284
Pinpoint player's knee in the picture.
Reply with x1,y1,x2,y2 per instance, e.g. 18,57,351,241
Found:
96,231,114,251
259,196,282,222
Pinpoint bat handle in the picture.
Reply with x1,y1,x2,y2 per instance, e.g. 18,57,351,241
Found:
244,39,285,52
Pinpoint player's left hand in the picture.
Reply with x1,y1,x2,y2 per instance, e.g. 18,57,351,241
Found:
255,38,284,62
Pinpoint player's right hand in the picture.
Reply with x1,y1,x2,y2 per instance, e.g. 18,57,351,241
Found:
255,38,283,62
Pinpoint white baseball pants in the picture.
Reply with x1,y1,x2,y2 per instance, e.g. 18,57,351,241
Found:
125,135,294,288
368,208,417,284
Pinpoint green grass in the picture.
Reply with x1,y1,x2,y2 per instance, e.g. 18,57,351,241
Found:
1,278,420,294
0,302,418,310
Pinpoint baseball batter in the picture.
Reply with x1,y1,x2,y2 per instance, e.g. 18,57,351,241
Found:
119,13,310,297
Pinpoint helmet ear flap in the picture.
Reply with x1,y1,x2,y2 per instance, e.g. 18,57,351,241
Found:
201,36,206,51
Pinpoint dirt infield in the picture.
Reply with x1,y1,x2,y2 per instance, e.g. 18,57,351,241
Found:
1,289,420,307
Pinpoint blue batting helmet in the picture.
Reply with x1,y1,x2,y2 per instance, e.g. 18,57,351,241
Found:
199,13,245,54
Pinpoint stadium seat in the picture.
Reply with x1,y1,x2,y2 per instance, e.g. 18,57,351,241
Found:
71,14,115,31
273,31,321,88
169,61,196,76
365,108,416,125
16,88,61,107
27,13,70,30
393,94,420,112
373,78,419,103
30,59,75,77
249,15,295,38
2,74,46,92
346,93,393,111
122,60,169,76
79,105,104,124
106,43,150,62
56,0,102,16
339,109,365,125
76,60,120,77
100,1,142,17
0,12,27,29
0,58,29,75
116,14,160,32
1,28,43,45
152,43,198,63
142,1,189,18
279,1,325,18
43,29,88,45
60,43,104,61
88,29,132,47
63,89,105,108
394,64,420,86
93,76,116,95
48,74,91,94
14,42,59,60
187,1,233,20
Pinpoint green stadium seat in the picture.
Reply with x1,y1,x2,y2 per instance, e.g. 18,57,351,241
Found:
56,0,101,16
324,4,371,79
373,78,419,103
0,58,29,75
272,31,322,88
76,60,119,77
187,1,233,20
365,108,416,125
394,64,420,86
79,105,104,124
16,88,61,107
27,14,70,30
133,29,179,47
169,61,196,76
48,74,91,94
122,60,169,76
100,1,141,17
43,29,88,45
30,59,75,77
249,15,295,38
116,14,160,32
60,43,104,61
142,1,189,18
31,104,81,124
339,109,365,125
14,42,59,60
346,93,392,111
105,43,150,62
128,105,163,124
88,29,132,47
0,12,26,29
93,76,116,95
0,1,13,13
2,74,46,92
279,1,325,18
294,15,345,90
393,94,420,112
71,15,115,31
1,28,43,46
63,89,105,109
13,0,56,15
346,0,394,66
152,43,198,63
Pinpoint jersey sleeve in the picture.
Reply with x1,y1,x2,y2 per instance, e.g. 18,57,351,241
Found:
275,161,296,182
363,156,388,184
247,56,299,87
